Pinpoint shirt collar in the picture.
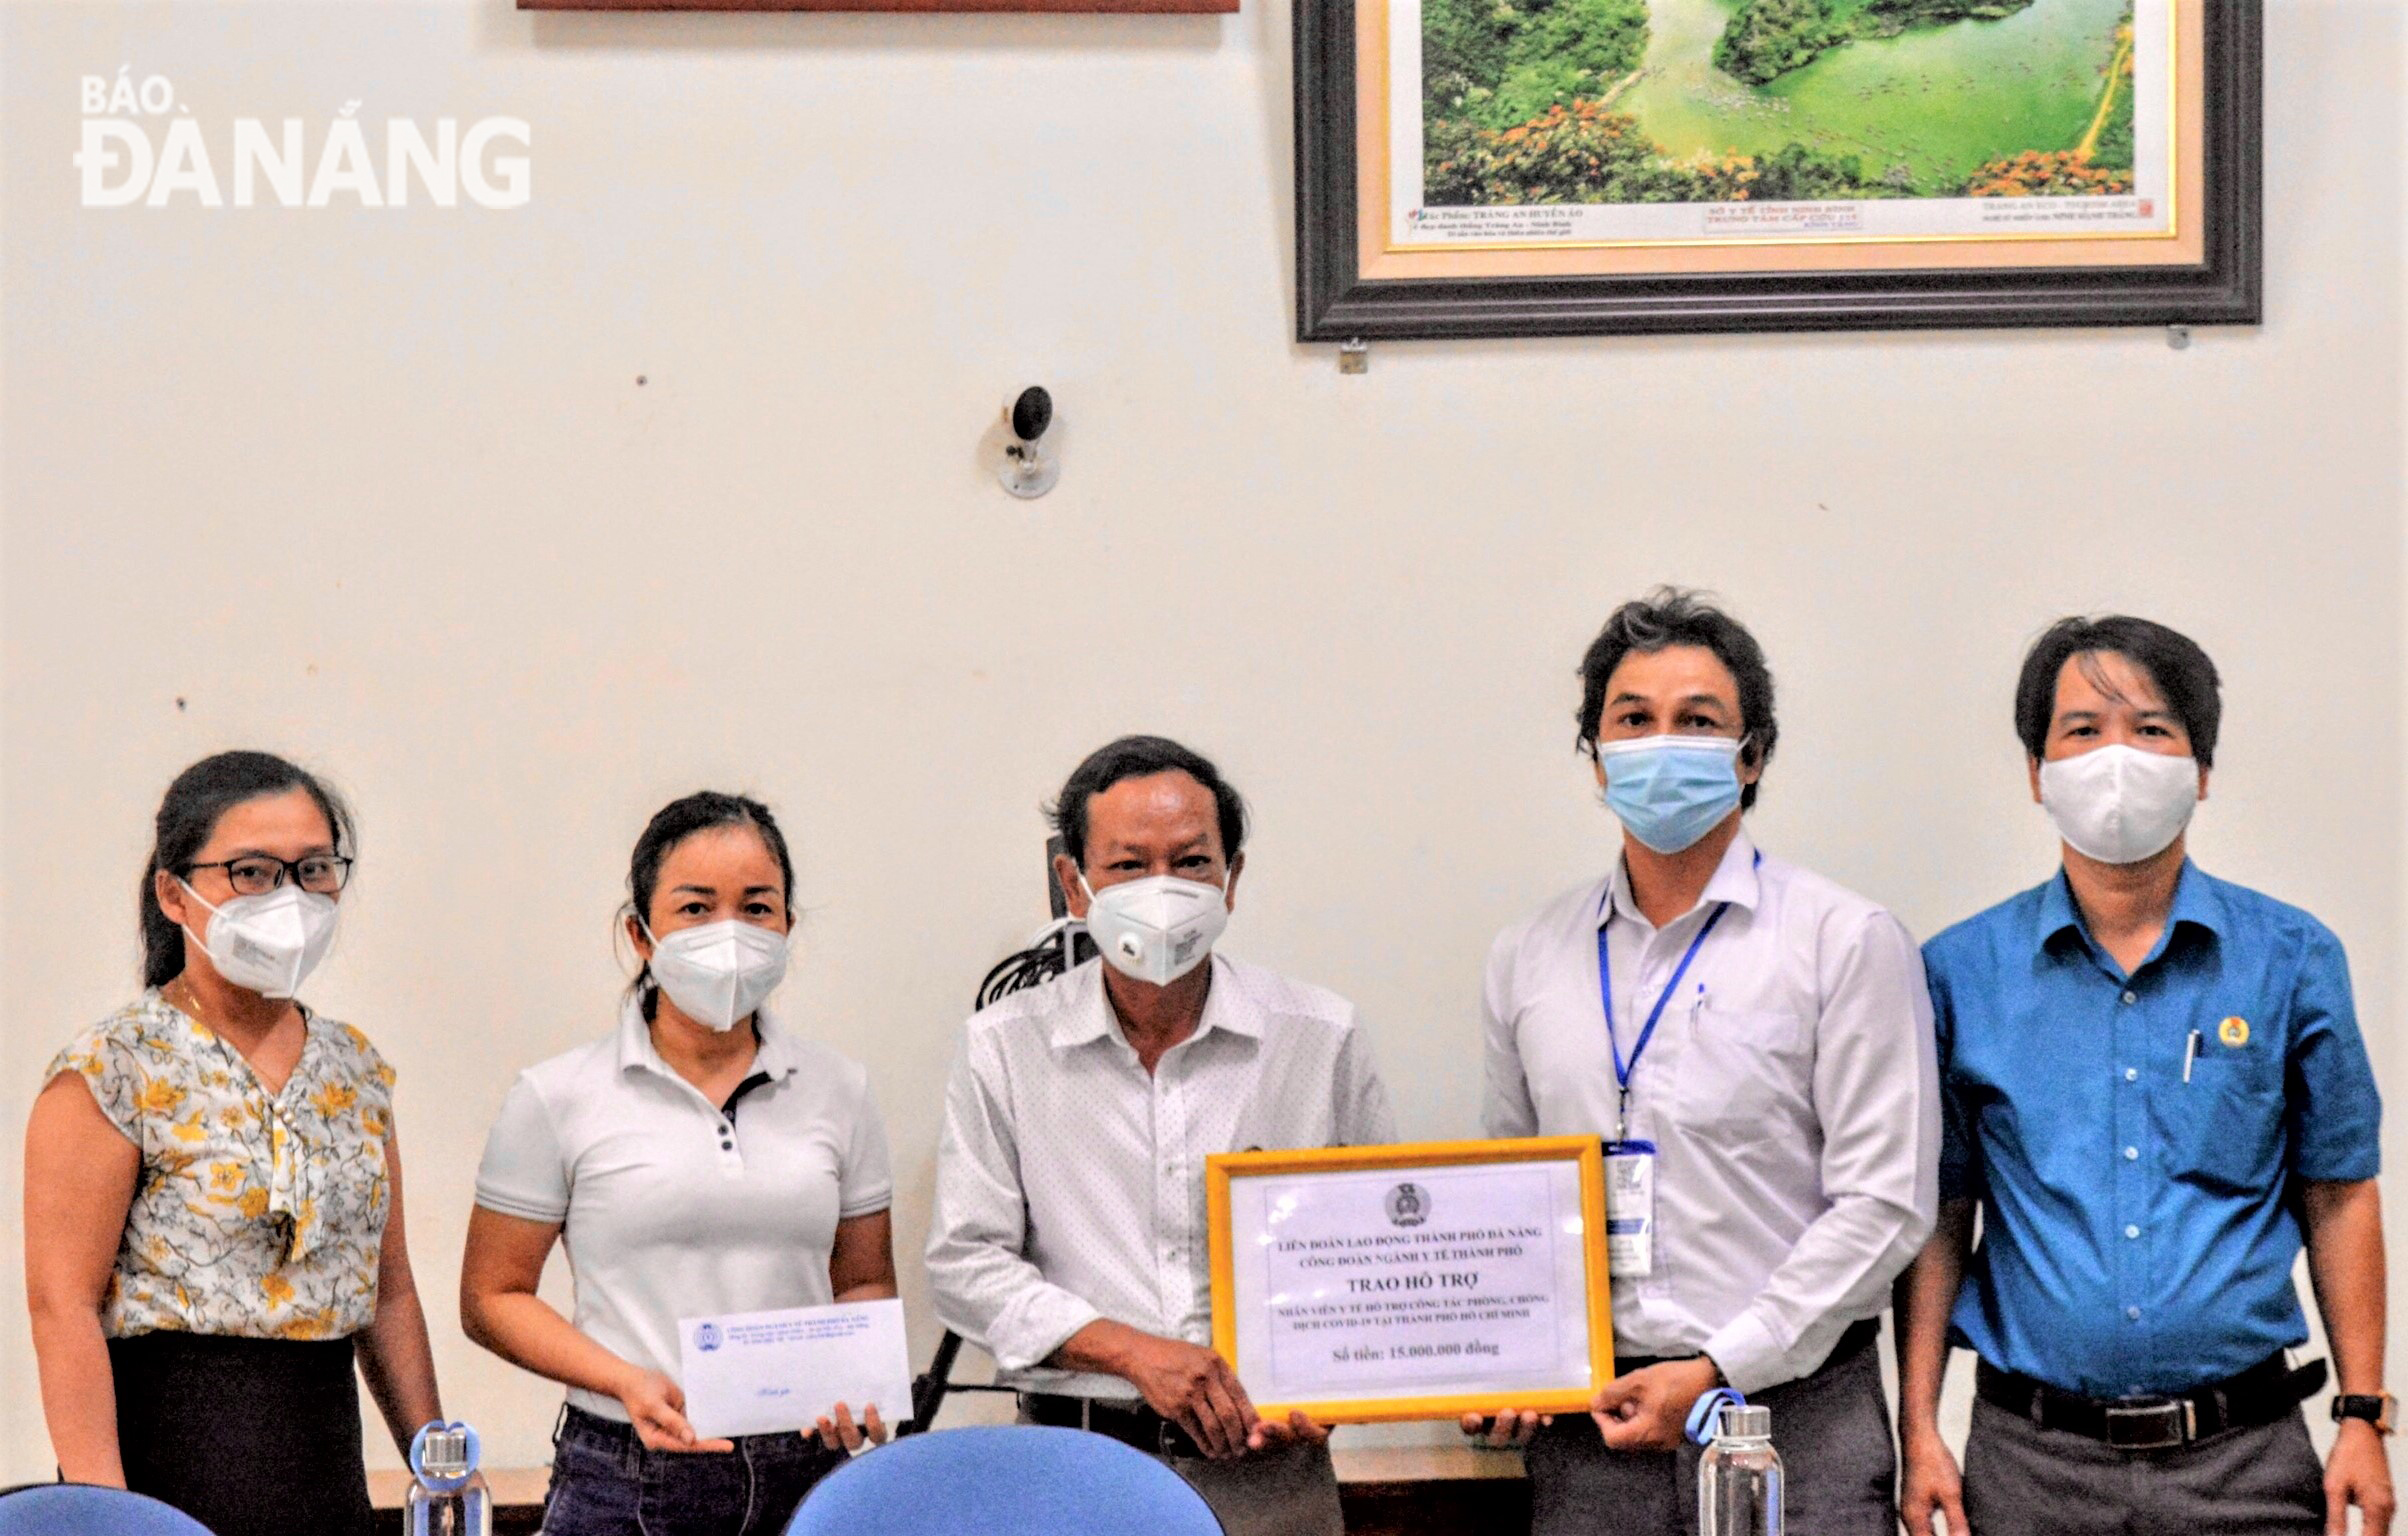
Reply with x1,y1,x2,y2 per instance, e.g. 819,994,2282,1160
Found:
1051,954,1256,1052
2035,858,2224,956
1603,825,1763,928
616,995,801,1080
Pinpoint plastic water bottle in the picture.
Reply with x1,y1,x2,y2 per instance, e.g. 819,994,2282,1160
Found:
406,1421,491,1536
1698,1401,1782,1536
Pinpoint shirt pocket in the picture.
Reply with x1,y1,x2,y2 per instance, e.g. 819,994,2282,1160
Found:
2158,1047,2284,1195
1670,1008,1815,1146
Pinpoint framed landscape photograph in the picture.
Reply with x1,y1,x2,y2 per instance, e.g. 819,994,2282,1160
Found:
1294,0,2259,338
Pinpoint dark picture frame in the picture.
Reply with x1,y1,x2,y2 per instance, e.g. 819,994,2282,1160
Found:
1294,0,2260,340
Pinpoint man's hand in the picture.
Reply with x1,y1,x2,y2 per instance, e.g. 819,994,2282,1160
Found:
2327,1419,2395,1536
1457,1409,1552,1447
1898,1425,1969,1535
1248,1410,1331,1452
1590,1358,1720,1453
1112,1333,1258,1461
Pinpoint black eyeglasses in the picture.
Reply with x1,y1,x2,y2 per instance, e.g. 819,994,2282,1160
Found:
182,854,355,897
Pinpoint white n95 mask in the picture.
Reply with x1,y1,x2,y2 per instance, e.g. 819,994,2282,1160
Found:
180,882,341,1000
2039,744,2200,866
644,919,791,1031
1080,873,1230,987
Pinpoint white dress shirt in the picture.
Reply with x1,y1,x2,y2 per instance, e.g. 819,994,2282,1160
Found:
927,953,1396,1399
474,1000,893,1420
1481,827,1938,1394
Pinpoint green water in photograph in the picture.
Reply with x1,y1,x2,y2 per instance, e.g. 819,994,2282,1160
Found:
1610,0,2128,192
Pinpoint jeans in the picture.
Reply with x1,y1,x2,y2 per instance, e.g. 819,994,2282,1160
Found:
541,1405,848,1536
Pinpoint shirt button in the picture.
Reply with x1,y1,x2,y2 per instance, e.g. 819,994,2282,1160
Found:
2124,1146,2139,1161
2126,1306,2142,1320
2121,991,2138,1005
2124,1068,2139,1082
2125,1225,2141,1239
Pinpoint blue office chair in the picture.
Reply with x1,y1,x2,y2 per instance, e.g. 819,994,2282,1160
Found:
787,1425,1223,1536
0,1485,216,1535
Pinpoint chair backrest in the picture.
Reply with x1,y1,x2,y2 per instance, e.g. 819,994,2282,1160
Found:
0,1485,217,1536
787,1425,1224,1536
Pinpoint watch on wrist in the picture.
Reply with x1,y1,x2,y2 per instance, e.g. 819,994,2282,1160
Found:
2332,1393,2396,1435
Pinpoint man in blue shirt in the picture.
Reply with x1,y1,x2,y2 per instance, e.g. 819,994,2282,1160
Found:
1895,616,2392,1536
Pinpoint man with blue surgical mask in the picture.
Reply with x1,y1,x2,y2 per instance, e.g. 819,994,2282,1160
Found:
1895,617,2391,1536
928,735,1395,1536
1472,588,1939,1536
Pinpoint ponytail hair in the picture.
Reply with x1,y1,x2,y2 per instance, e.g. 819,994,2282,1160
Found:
140,751,354,988
623,791,795,1021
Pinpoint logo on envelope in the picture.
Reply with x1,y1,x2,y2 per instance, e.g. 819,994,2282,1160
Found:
1387,1182,1430,1228
695,1322,724,1353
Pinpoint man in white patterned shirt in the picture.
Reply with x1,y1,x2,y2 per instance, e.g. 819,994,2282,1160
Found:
927,735,1395,1536
1471,589,1939,1536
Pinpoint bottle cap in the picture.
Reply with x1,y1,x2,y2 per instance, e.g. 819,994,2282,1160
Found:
409,1421,482,1490
1718,1403,1772,1439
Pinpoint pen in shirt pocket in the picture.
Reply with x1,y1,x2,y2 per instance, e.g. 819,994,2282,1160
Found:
2183,1029,2201,1084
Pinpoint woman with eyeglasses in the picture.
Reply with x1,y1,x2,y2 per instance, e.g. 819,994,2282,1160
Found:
462,791,898,1536
23,751,442,1536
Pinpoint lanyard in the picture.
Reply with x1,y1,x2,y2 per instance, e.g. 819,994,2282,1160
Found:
1597,898,1731,1144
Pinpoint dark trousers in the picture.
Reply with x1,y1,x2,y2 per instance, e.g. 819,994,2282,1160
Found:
110,1331,374,1536
541,1404,848,1536
1527,1335,1897,1536
1961,1397,2325,1536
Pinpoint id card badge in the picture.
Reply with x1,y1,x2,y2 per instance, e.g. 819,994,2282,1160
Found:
1603,1139,1657,1278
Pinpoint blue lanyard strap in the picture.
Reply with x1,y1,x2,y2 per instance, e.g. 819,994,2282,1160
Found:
1595,852,1757,1140
1598,903,1728,1093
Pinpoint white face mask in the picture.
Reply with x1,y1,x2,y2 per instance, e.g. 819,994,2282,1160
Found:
1079,872,1230,987
2039,744,2201,866
643,919,791,1031
179,881,341,1000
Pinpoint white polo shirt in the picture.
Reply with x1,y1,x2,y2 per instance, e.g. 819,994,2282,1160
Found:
474,999,893,1420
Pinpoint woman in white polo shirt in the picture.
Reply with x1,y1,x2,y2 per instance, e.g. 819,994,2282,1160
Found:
462,791,898,1536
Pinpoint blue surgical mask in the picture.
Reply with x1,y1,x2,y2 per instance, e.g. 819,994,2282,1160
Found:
1596,734,1745,854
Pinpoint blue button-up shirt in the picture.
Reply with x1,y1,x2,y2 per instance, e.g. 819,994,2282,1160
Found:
1924,862,2381,1398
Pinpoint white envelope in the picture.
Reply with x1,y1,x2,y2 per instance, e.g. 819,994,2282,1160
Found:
677,1298,916,1440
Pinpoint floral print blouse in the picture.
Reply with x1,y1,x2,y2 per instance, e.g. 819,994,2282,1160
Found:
47,992,396,1340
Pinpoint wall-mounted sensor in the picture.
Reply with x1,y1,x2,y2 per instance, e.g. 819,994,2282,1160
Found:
999,386,1059,499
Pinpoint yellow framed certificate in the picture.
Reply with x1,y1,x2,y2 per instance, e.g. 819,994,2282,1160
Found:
1206,1136,1613,1424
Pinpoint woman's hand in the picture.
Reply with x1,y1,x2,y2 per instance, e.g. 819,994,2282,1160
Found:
615,1368,733,1454
811,1402,889,1453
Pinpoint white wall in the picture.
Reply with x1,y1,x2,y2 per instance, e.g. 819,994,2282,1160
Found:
1,0,2401,1485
